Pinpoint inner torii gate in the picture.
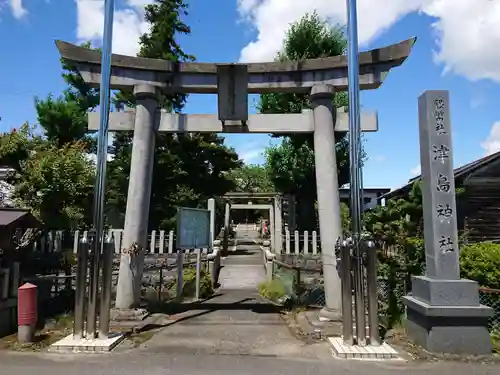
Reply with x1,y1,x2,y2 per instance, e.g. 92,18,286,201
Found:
221,192,291,254
56,38,415,320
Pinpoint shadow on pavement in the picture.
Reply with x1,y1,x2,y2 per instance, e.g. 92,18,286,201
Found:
141,295,282,332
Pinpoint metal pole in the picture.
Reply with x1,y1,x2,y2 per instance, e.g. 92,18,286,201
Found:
87,0,115,340
223,203,230,257
99,234,114,339
346,0,366,346
340,240,353,345
158,265,163,302
176,250,184,300
195,248,201,300
366,240,380,345
73,236,89,339
86,233,99,338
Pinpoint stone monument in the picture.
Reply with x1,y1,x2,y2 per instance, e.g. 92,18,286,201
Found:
403,90,493,354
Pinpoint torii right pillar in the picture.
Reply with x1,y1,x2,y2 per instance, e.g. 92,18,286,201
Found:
311,84,343,321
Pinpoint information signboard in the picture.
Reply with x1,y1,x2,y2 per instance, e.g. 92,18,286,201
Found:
176,207,211,249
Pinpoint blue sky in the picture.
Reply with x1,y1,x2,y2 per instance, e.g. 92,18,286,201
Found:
1,0,499,190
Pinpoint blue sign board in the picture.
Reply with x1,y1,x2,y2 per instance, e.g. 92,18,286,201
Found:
176,207,211,249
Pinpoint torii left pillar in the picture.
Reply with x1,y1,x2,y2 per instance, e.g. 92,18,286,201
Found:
115,84,158,309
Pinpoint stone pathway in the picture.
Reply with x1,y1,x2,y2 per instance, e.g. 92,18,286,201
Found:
140,227,315,358
141,290,316,357
218,228,265,290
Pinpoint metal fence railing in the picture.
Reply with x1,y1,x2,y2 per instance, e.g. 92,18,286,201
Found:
271,258,500,338
272,259,325,307
479,287,500,335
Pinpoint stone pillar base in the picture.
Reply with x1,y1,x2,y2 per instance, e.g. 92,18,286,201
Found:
18,324,35,343
318,306,342,322
110,308,149,322
403,276,493,355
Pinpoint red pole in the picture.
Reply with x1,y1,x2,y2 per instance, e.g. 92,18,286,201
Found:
17,282,38,343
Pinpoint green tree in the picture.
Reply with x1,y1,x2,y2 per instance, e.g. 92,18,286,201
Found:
260,12,350,230
107,0,241,230
0,124,94,229
0,42,100,243
35,42,99,151
229,164,274,193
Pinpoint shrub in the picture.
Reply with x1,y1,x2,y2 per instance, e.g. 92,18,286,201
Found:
377,237,425,329
258,279,286,302
460,242,500,289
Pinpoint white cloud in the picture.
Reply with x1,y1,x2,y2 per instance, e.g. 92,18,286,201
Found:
9,0,27,19
75,0,153,56
8,1,500,83
240,147,264,164
410,164,421,176
481,122,500,156
373,155,386,162
237,0,500,83
236,139,267,164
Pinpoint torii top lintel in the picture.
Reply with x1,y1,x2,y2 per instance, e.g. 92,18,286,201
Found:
55,37,416,94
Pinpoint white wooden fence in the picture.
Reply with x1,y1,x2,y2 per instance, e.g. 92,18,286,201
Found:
31,228,321,256
281,229,321,255
31,229,211,255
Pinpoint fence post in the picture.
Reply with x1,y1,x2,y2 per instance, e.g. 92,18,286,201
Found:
73,236,89,340
159,230,165,254
195,248,201,300
285,229,290,254
176,250,184,300
263,240,273,281
366,240,380,346
312,231,318,255
294,231,299,254
158,265,163,302
73,230,80,254
294,266,301,302
211,240,221,288
99,234,115,339
150,230,156,254
168,231,174,254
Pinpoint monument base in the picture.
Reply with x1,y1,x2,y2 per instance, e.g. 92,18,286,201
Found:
403,276,493,355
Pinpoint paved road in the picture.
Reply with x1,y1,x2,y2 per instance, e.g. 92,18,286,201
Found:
1,349,499,375
142,290,309,357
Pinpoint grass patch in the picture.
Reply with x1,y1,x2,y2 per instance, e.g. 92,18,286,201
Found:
491,330,500,353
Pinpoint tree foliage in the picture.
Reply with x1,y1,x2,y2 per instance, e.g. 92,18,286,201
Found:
229,164,274,193
260,12,350,230
106,0,241,230
35,41,99,151
0,45,98,230
460,242,500,289
364,182,423,245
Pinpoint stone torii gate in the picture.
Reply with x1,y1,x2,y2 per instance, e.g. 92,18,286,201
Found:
222,192,290,254
56,38,415,320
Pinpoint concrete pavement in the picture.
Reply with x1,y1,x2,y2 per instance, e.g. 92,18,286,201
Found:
1,349,499,375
